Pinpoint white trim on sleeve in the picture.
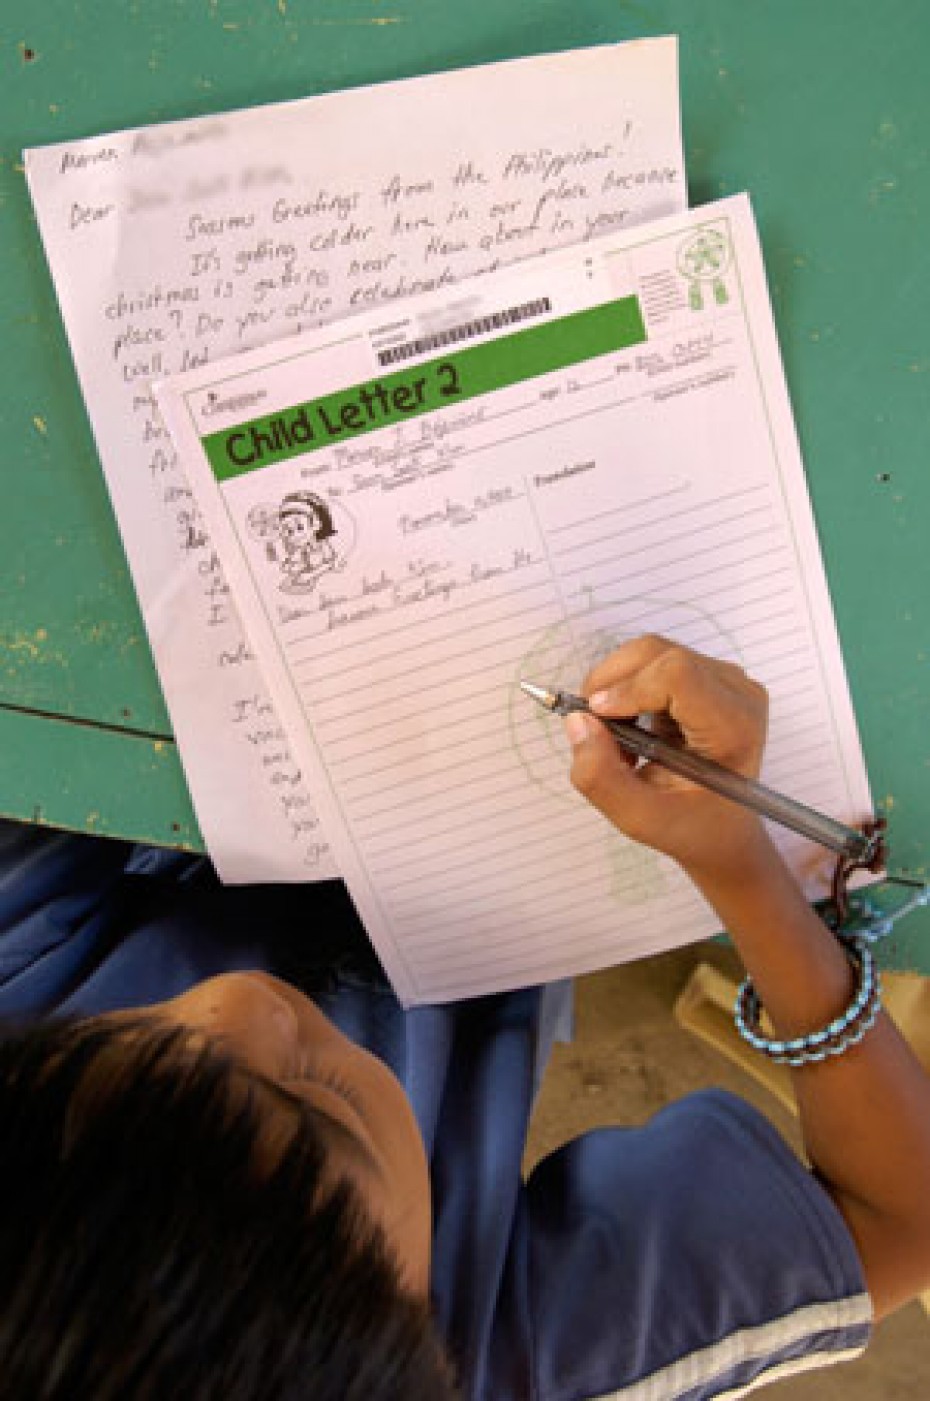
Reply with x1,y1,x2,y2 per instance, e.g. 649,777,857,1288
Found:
587,1293,873,1401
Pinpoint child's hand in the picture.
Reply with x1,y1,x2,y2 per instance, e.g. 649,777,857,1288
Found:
564,635,774,881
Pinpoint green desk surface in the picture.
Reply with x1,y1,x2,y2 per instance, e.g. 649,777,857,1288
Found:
1,1,928,965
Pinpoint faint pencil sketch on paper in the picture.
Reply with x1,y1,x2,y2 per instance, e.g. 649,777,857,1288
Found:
507,595,745,904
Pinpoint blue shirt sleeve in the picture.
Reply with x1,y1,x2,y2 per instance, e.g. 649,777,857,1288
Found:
0,821,381,1018
511,1089,871,1401
0,822,138,1015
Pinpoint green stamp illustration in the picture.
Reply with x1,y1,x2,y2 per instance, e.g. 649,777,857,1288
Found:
676,225,732,311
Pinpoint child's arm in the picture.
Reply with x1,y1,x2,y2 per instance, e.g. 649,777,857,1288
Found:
564,634,930,1320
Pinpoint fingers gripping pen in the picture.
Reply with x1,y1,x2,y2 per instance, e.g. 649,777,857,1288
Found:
520,681,882,865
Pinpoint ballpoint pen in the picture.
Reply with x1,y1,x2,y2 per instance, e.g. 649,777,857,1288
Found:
520,680,882,865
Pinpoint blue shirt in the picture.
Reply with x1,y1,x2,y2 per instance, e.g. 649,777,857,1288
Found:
0,821,871,1400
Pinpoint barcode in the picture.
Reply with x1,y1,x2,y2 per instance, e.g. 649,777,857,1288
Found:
377,297,552,367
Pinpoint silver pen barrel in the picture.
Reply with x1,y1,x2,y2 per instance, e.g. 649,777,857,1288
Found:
525,683,875,863
602,713,871,860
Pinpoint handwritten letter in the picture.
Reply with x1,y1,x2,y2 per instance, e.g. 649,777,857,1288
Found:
25,39,685,880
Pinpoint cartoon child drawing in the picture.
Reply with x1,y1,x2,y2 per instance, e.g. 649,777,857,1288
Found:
277,491,339,593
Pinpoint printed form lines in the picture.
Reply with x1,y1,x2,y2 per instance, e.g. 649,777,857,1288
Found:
770,704,820,733
766,760,846,793
446,393,642,470
333,696,538,771
363,784,578,864
350,766,533,831
417,929,687,998
316,664,518,740
671,598,799,655
566,539,789,613
558,509,778,587
551,483,771,560
618,570,795,624
545,482,690,535
288,571,555,673
558,533,792,606
337,720,550,795
681,582,795,630
376,811,600,904
411,890,701,982
735,615,806,654
313,616,543,705
766,755,840,787
564,571,796,647
679,611,802,666
747,640,810,670
304,601,558,708
769,730,835,760
309,641,541,727
761,660,819,687
392,847,612,936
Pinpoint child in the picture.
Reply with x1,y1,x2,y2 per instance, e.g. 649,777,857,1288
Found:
277,490,338,591
2,636,929,1400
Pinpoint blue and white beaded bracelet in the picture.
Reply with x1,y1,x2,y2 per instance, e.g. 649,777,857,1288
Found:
735,937,882,1067
733,848,930,1069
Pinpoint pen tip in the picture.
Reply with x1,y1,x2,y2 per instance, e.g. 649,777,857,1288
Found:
520,680,556,709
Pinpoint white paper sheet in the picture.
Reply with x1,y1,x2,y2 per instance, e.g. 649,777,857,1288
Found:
24,37,685,881
155,195,875,1004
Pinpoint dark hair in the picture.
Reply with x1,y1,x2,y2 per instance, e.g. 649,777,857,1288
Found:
280,492,336,541
0,1017,458,1400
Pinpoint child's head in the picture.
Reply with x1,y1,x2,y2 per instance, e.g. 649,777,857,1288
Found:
0,976,456,1399
279,492,336,546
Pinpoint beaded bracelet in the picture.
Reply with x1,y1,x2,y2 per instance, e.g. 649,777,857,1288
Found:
731,818,930,1068
734,936,882,1068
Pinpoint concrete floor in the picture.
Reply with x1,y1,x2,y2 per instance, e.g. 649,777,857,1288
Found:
523,942,930,1399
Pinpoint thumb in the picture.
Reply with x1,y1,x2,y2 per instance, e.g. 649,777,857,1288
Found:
563,711,665,842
